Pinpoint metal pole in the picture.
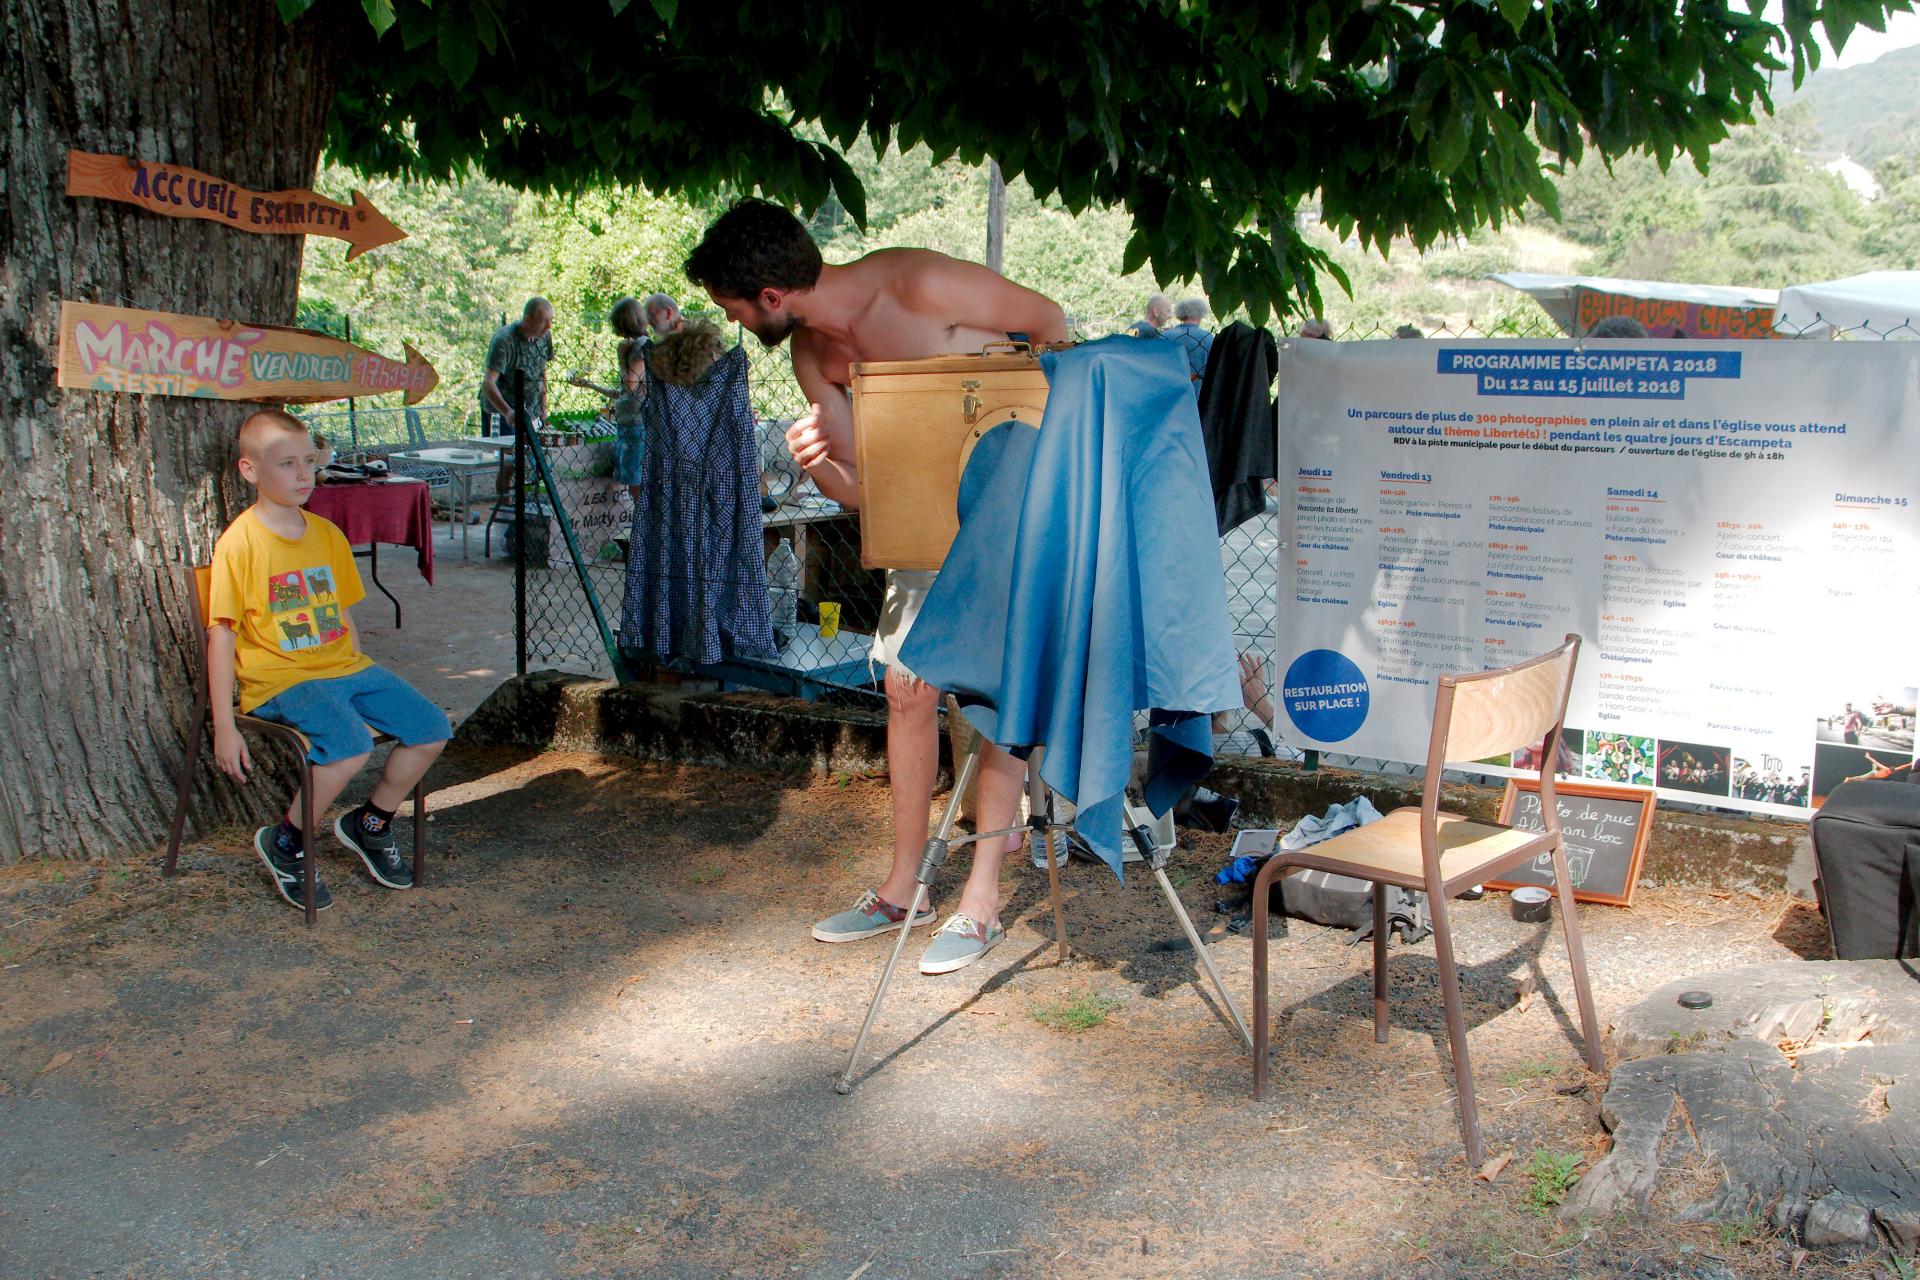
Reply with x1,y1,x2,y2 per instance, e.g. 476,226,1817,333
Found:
836,743,982,1095
985,159,1006,274
343,314,360,450
514,367,528,679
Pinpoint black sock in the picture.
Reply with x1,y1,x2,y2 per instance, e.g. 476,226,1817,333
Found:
275,819,303,854
364,802,395,829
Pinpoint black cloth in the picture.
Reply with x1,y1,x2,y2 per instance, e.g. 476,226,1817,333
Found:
1193,321,1278,535
1811,779,1920,959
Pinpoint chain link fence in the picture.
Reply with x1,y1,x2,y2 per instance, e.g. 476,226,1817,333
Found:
325,309,1907,788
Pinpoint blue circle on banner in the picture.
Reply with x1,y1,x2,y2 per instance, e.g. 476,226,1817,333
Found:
1282,650,1370,743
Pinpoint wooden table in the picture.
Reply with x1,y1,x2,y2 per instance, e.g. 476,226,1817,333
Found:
305,478,434,628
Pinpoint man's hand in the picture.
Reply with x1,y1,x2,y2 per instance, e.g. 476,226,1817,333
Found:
212,725,252,781
786,404,833,470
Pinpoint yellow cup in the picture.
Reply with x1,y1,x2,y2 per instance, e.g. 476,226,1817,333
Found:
818,601,841,640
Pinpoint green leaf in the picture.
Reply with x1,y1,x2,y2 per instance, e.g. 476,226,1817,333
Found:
276,0,318,19
816,144,867,229
360,0,396,35
650,0,677,25
437,5,480,87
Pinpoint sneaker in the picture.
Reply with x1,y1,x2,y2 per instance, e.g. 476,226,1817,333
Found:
918,912,1006,975
811,889,936,943
335,805,413,890
253,825,333,912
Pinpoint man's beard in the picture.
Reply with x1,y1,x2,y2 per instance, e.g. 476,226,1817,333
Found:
750,313,799,347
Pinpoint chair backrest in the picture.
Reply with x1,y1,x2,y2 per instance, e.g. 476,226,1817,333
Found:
188,564,214,632
1430,634,1581,770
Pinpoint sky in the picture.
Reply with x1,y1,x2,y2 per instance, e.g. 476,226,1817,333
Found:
1782,3,1920,68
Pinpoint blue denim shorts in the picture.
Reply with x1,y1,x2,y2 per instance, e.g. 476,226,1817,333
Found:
251,665,452,765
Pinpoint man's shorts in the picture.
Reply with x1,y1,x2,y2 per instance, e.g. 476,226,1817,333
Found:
870,569,939,685
251,665,452,765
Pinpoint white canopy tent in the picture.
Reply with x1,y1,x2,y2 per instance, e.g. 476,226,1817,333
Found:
1774,271,1920,338
1489,272,1779,338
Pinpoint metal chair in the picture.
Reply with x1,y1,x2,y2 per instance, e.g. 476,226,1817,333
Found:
161,565,427,927
1249,634,1602,1167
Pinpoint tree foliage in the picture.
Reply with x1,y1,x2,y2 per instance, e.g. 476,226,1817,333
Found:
285,0,1914,323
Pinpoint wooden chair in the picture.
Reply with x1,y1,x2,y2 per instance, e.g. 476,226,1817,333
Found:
161,565,427,927
1249,634,1601,1167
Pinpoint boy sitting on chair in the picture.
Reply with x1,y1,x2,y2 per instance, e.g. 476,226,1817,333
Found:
208,409,451,912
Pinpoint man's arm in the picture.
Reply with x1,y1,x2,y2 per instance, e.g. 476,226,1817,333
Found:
208,624,252,780
908,256,1069,346
785,341,861,508
482,369,516,427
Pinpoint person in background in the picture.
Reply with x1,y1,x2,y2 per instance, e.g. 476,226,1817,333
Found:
645,293,687,338
1161,296,1214,392
1588,315,1649,339
1392,323,1424,339
1129,293,1172,338
569,297,652,498
480,297,554,435
1298,317,1334,340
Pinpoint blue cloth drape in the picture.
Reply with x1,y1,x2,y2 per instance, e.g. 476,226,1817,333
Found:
898,336,1243,874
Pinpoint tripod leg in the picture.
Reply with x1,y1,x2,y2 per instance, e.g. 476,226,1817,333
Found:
834,738,981,1095
1150,862,1253,1052
1125,797,1253,1052
1029,761,1070,963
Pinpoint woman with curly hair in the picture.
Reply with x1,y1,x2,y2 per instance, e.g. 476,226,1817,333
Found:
568,296,653,498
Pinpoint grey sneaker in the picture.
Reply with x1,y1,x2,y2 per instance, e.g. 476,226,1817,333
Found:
811,889,936,943
253,825,333,913
918,912,1006,975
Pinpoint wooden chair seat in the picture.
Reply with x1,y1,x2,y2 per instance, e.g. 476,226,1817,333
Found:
1286,807,1552,896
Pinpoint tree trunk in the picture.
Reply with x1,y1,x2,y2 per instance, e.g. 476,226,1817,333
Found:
0,0,340,860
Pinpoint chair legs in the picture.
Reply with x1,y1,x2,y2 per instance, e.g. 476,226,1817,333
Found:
411,779,428,888
299,758,318,929
163,687,211,877
1551,844,1606,1072
1372,886,1390,1044
1249,853,1289,1101
1428,898,1485,1169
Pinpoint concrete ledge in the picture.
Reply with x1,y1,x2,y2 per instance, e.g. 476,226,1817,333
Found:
455,671,908,779
459,674,1810,892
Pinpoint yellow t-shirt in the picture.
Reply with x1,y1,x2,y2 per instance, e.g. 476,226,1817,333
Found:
208,507,373,712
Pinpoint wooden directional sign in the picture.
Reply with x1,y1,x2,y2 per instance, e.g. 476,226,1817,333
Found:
66,151,406,260
56,301,439,405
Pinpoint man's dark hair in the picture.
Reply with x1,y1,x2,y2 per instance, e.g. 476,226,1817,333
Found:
684,198,823,300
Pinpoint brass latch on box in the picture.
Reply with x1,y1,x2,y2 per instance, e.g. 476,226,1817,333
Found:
961,379,983,424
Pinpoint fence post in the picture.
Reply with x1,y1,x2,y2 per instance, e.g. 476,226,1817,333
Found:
513,367,528,679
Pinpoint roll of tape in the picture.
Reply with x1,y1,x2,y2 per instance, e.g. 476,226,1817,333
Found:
1510,886,1553,923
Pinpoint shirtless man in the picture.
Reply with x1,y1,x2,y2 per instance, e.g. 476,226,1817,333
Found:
685,198,1067,974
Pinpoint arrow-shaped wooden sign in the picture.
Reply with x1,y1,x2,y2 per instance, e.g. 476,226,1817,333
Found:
66,151,406,260
56,301,439,405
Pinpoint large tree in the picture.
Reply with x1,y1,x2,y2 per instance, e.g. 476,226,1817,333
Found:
2,0,1907,859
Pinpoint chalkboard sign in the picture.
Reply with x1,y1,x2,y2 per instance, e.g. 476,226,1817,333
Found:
1488,780,1655,907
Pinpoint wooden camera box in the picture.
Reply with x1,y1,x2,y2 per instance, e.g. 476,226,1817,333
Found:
850,350,1049,570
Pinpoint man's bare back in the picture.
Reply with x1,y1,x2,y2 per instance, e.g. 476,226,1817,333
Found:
792,249,1026,390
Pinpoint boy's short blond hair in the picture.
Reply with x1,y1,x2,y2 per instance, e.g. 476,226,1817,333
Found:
237,409,310,460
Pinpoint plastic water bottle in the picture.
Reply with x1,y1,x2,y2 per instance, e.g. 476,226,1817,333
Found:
766,537,799,645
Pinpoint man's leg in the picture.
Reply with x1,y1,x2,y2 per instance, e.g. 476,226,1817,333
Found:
875,665,941,909
953,741,1027,928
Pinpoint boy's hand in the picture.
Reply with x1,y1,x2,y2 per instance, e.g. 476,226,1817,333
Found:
212,725,252,781
786,405,833,470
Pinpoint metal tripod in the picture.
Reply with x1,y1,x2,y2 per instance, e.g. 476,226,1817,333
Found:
835,742,1253,1094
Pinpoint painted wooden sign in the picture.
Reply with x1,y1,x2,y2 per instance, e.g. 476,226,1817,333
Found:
66,151,406,260
56,301,439,405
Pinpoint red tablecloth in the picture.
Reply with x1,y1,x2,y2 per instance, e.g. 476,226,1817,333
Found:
306,479,435,585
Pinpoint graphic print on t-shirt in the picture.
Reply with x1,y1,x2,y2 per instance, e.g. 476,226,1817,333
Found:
267,567,349,652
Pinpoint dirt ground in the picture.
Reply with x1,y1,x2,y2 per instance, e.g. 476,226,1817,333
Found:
2,739,1904,1280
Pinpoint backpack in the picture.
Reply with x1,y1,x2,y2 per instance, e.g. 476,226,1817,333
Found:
1275,870,1431,946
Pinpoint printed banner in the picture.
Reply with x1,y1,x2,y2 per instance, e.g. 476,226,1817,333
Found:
1276,339,1920,817
56,301,439,405
66,151,405,260
1575,289,1776,340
